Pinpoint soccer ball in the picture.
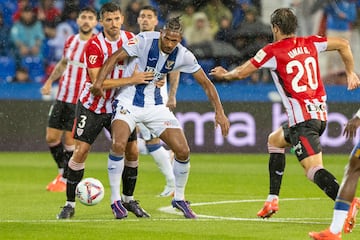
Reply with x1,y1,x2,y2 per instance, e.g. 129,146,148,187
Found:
75,177,105,206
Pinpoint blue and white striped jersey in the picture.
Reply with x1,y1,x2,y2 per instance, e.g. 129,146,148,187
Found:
114,31,201,107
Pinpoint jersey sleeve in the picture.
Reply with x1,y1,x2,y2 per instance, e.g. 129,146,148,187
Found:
176,49,201,73
122,34,143,57
250,45,275,70
84,40,103,69
309,35,327,53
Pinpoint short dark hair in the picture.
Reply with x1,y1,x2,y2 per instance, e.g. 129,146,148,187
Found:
140,5,158,16
79,6,97,17
163,16,183,34
99,2,122,20
270,8,297,35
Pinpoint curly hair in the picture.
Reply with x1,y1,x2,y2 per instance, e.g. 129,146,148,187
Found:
163,16,183,34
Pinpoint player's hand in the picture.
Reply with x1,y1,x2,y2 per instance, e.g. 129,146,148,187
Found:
41,81,52,95
131,64,154,85
209,66,228,81
347,72,360,90
155,79,165,88
215,110,230,137
343,116,360,139
166,96,177,111
90,83,105,98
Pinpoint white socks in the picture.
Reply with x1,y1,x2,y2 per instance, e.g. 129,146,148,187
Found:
329,209,348,234
173,159,190,200
149,146,175,187
107,153,124,203
266,195,279,202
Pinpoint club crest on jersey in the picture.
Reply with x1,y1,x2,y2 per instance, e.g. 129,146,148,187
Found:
165,60,175,70
88,55,98,65
117,105,130,115
127,38,138,46
76,128,84,136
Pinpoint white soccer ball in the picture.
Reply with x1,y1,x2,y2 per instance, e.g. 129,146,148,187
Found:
75,177,105,206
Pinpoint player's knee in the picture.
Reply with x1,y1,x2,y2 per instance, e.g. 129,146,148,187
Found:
267,133,281,148
46,134,60,144
74,145,89,161
112,141,127,154
174,145,190,160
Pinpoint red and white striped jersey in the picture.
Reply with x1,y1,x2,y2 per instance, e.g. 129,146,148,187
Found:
79,30,134,114
56,34,89,104
250,35,328,127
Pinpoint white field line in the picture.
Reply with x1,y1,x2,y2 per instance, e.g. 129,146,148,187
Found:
0,198,330,224
159,198,331,225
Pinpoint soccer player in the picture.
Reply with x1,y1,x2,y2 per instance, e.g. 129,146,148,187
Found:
41,7,98,192
91,16,230,219
57,2,154,219
128,5,178,198
210,6,360,221
309,108,360,239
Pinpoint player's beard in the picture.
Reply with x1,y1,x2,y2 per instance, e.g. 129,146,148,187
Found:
106,27,120,39
80,28,93,35
79,24,92,35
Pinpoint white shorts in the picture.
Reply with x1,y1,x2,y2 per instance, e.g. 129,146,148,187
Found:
112,103,181,138
137,122,156,141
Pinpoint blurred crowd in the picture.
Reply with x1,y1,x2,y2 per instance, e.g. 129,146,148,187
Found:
0,0,359,85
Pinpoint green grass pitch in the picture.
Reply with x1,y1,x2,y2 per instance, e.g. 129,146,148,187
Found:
0,152,359,240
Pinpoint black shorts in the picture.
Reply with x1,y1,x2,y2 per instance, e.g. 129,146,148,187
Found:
289,119,326,161
73,103,137,145
281,122,291,144
48,100,76,131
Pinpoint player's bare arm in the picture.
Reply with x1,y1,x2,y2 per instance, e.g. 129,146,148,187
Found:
91,48,130,97
166,71,180,111
41,57,68,95
192,69,230,137
89,64,155,96
102,64,154,89
326,37,360,90
210,60,258,81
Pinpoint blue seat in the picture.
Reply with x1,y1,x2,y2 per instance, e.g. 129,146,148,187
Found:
21,56,45,83
0,56,16,83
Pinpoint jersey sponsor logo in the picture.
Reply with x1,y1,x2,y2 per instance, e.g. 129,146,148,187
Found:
305,103,326,113
127,38,138,46
145,66,163,82
88,55,98,65
254,49,266,63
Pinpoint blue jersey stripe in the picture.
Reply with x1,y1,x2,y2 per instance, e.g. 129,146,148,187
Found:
133,39,178,107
